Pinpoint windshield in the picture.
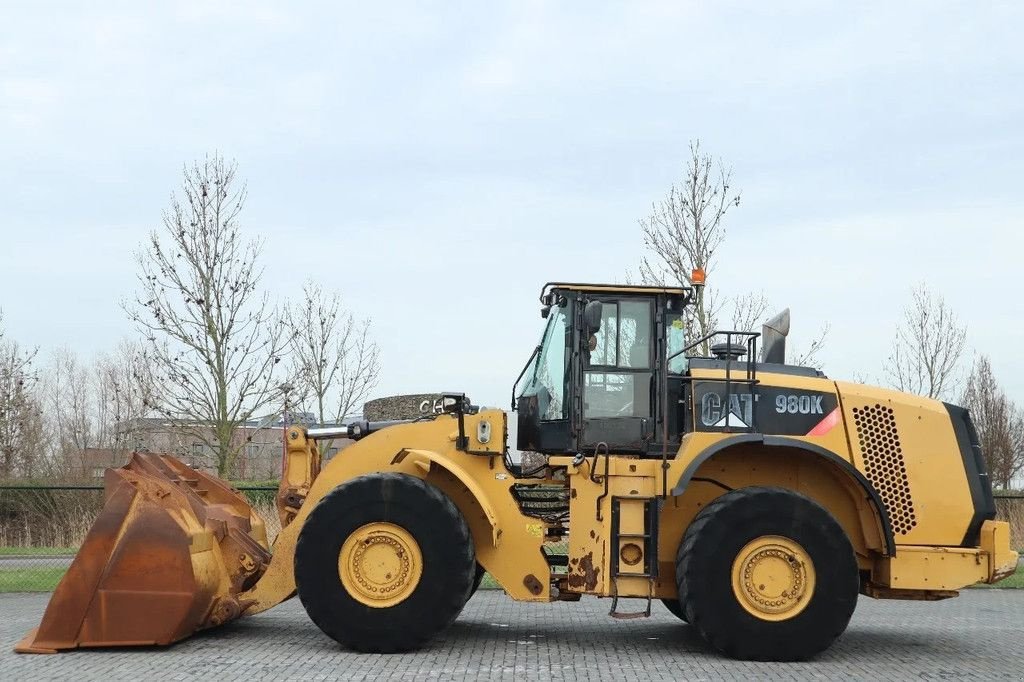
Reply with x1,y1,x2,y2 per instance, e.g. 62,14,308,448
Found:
518,306,569,420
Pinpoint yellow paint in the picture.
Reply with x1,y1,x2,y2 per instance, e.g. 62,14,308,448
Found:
237,368,1014,613
674,444,884,560
275,428,323,529
559,455,661,595
836,381,975,546
240,409,552,614
337,522,422,608
614,500,647,577
874,546,989,590
557,443,876,601
979,519,1019,583
394,448,502,547
564,460,607,594
730,535,816,621
661,368,1005,597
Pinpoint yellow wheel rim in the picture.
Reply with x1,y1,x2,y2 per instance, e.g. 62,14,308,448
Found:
730,535,815,622
338,522,423,608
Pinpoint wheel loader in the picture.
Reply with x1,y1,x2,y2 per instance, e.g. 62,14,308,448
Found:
16,280,1018,661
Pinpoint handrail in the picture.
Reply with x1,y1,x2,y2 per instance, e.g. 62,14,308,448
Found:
669,329,762,437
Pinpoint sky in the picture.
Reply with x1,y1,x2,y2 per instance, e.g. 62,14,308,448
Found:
1,1,1022,411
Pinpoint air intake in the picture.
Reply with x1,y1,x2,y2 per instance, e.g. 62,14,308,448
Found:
852,404,917,535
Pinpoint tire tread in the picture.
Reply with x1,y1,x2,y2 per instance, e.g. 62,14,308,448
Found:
676,486,858,661
295,473,476,653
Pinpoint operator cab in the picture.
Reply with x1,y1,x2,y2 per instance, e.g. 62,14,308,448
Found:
513,282,690,455
513,283,831,457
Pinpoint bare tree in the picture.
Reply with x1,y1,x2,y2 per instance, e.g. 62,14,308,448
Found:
94,340,157,456
962,356,1024,490
284,281,381,425
723,288,830,369
637,140,831,366
789,323,831,370
127,154,289,476
639,140,740,355
12,393,44,478
884,285,967,400
728,291,771,334
0,314,41,478
42,348,95,475
22,343,157,479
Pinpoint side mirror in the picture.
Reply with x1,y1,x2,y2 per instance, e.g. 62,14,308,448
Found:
584,301,603,332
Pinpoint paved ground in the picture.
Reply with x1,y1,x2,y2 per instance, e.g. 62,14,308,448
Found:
1,590,1022,681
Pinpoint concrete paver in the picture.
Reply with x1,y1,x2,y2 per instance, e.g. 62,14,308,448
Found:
1,590,1022,680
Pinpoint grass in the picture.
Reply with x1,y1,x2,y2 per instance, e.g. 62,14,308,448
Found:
996,497,1023,547
0,546,77,556
0,567,67,592
971,567,1024,589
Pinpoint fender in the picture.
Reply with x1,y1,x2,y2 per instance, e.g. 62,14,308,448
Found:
238,441,507,616
392,448,502,547
671,433,896,556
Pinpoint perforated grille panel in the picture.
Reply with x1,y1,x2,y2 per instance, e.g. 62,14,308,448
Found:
852,404,917,535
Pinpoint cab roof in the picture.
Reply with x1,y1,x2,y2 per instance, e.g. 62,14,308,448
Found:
542,281,690,299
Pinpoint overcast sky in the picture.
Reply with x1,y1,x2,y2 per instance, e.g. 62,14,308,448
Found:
1,2,1021,410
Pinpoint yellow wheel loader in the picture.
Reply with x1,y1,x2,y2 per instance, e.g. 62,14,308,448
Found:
17,282,1018,661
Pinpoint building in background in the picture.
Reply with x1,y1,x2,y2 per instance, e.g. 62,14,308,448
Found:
54,395,444,481
97,413,351,480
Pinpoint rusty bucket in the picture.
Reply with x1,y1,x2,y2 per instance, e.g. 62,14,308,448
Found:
16,453,272,653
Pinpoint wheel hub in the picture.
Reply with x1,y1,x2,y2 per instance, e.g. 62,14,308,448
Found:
730,535,815,621
338,522,423,608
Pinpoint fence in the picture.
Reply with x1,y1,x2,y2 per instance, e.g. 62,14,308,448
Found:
0,483,278,593
995,495,1023,546
1,485,1022,593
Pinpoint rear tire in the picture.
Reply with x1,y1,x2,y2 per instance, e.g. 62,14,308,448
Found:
677,486,858,661
295,473,476,653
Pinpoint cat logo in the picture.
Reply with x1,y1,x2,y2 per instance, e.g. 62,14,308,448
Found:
701,392,756,428
694,383,839,435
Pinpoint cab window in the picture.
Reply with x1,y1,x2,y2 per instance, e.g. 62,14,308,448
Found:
584,300,652,418
525,306,569,420
667,313,687,373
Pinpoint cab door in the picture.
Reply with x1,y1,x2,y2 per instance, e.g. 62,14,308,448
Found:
578,297,655,453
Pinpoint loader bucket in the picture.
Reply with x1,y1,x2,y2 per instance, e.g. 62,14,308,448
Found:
16,453,272,653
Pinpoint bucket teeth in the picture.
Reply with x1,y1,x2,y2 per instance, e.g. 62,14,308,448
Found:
15,452,271,654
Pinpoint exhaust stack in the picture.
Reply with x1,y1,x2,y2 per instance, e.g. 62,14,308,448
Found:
762,309,791,364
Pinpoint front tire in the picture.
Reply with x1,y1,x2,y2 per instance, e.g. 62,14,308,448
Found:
295,473,476,653
469,563,486,598
661,597,688,622
677,486,858,661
